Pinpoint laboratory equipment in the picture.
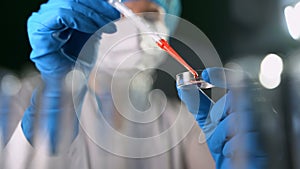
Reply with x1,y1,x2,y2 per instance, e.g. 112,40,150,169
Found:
176,70,215,104
108,0,199,78
176,70,215,89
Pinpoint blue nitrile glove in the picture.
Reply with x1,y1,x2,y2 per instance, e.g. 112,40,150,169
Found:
0,93,10,146
177,67,267,169
21,0,120,154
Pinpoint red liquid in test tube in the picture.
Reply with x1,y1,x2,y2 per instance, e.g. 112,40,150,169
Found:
156,39,199,78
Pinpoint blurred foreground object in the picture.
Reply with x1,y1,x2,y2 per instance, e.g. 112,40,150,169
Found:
284,1,300,40
177,67,269,169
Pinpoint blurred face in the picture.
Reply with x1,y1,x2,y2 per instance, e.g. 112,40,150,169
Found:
88,0,169,94
124,0,160,14
79,1,168,131
85,1,170,114
123,0,161,23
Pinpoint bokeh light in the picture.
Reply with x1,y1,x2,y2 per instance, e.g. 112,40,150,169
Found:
259,53,283,89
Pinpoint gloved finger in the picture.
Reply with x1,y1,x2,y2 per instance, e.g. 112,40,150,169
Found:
201,67,249,89
47,0,120,23
76,0,120,21
223,132,267,158
219,158,234,169
28,20,99,74
203,87,256,133
246,157,268,169
207,112,242,153
177,84,212,116
196,92,230,136
220,157,266,169
207,109,256,141
30,1,118,34
208,91,232,124
28,9,110,34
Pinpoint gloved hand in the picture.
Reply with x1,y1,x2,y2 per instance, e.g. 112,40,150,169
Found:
21,0,120,154
177,67,267,169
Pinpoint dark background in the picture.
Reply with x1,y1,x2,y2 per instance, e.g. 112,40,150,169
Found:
0,0,299,74
1,1,299,168
1,1,47,73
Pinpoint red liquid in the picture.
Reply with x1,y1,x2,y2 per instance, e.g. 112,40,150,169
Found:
156,39,199,78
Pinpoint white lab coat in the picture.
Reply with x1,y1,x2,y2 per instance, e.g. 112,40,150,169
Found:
3,89,215,169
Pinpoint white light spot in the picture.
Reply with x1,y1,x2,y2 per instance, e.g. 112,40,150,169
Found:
260,54,283,76
224,62,243,71
65,69,86,92
259,54,283,89
259,73,281,89
284,2,300,40
1,75,21,96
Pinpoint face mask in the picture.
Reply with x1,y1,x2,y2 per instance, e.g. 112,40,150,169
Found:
88,9,170,100
95,9,169,75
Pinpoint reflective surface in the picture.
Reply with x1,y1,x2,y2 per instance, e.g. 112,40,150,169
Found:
176,70,215,89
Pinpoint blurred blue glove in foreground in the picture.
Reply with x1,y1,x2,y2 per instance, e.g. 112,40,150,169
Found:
0,93,10,146
21,0,119,154
177,67,267,169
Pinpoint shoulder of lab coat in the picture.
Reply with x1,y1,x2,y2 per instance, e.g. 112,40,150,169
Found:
3,121,90,169
3,121,34,169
